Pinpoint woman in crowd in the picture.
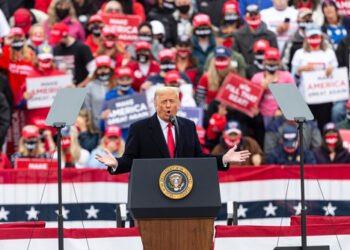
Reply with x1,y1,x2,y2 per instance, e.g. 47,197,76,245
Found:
44,0,85,44
0,27,35,105
313,123,350,163
321,0,350,49
291,25,338,131
97,25,129,68
75,109,99,153
27,24,47,53
11,125,49,165
84,55,116,131
87,125,125,168
54,126,90,168
251,47,295,128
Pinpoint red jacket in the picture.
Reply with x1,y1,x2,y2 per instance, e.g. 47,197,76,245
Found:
197,73,219,105
128,60,160,91
0,46,34,105
85,35,99,57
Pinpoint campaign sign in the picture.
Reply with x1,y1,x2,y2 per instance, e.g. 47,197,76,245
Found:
216,72,264,117
177,107,204,126
336,0,350,16
102,14,141,44
15,158,58,170
26,74,72,109
339,129,350,152
301,67,349,104
105,93,150,128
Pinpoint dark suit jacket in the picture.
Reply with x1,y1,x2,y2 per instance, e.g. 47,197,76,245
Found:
109,114,228,174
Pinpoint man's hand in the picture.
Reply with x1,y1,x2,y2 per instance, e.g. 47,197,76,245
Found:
95,149,118,168
222,145,251,164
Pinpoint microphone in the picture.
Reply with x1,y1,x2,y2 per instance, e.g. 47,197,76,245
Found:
169,115,180,157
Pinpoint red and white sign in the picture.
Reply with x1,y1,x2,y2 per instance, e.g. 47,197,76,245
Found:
26,74,72,109
15,158,58,170
301,67,349,104
339,129,350,152
336,0,350,16
216,73,264,117
102,14,141,44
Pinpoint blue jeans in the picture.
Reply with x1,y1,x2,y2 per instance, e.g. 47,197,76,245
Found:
332,101,347,123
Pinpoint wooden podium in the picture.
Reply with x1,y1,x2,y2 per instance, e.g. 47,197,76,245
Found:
127,158,221,250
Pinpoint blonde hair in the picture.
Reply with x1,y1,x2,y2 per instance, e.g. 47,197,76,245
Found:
99,136,125,156
207,59,233,91
47,0,77,27
18,125,46,157
10,40,35,62
154,86,180,102
78,109,98,134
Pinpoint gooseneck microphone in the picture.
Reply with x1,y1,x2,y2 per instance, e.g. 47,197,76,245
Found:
169,115,180,157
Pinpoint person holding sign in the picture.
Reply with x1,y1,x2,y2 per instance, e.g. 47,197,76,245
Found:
291,24,338,131
95,86,251,174
251,47,295,128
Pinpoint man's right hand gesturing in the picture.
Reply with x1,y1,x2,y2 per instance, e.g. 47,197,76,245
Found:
95,149,118,169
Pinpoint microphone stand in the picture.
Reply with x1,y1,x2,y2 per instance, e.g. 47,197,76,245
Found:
169,116,180,157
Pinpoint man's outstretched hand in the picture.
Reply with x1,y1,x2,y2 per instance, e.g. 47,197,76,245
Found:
95,149,118,168
222,145,251,164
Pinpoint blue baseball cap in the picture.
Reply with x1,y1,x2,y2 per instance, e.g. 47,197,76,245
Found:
214,46,232,58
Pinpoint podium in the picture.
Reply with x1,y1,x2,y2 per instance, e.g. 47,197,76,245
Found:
127,158,221,250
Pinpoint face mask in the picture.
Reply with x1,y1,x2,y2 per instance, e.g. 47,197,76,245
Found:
24,140,38,151
61,137,71,150
176,48,191,58
178,5,190,14
136,54,150,63
31,36,44,47
265,64,279,74
194,28,212,37
103,39,116,49
38,59,53,71
97,72,111,81
56,8,70,20
283,140,298,154
223,134,241,148
90,25,102,37
222,38,234,49
215,58,230,70
254,53,264,66
163,1,176,13
160,63,176,72
11,40,24,51
246,16,262,30
298,21,312,30
325,134,338,149
139,34,152,42
119,84,131,92
307,36,322,48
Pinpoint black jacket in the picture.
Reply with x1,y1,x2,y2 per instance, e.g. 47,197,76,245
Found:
336,34,350,76
109,114,227,174
0,92,10,148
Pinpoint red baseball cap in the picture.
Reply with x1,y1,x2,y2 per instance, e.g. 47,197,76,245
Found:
253,39,270,53
105,126,121,137
264,47,280,60
158,49,175,61
22,125,39,139
95,55,112,68
193,14,211,28
165,70,180,84
223,0,240,14
50,23,68,45
115,67,132,78
135,41,151,51
9,27,25,37
14,8,32,34
88,14,103,24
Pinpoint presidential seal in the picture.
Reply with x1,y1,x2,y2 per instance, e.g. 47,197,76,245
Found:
159,165,193,200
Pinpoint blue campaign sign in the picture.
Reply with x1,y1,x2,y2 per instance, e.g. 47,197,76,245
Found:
177,107,204,126
105,93,151,128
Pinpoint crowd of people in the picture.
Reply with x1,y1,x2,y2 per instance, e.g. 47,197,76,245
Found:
1,0,350,169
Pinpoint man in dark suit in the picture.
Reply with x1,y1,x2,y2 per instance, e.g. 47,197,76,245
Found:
96,87,251,174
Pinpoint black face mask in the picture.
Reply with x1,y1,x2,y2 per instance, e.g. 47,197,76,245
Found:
136,54,150,63
11,40,24,51
97,72,111,81
265,64,279,74
160,63,176,72
24,140,38,151
194,28,212,37
163,1,176,13
56,8,70,20
119,84,132,92
139,34,152,42
254,54,265,69
178,5,190,14
90,25,102,37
